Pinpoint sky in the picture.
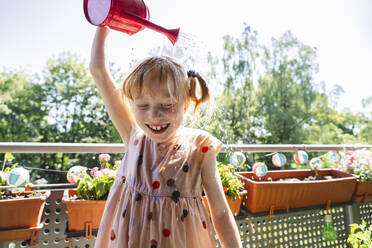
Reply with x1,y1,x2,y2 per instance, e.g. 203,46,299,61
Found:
0,0,371,113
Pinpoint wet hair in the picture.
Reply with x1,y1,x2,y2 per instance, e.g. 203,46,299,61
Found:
122,56,209,112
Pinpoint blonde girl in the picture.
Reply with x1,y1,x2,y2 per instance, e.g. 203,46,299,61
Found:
90,27,242,248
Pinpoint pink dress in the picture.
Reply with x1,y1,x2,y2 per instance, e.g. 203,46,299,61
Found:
95,127,222,248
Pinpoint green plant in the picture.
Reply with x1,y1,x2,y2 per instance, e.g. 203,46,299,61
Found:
347,219,372,248
1,153,18,186
76,154,120,200
218,162,243,200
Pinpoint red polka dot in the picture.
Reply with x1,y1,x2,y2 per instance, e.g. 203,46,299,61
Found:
150,240,158,246
201,146,209,153
166,178,175,187
163,228,171,237
110,230,116,240
202,221,207,229
134,139,139,145
152,180,160,189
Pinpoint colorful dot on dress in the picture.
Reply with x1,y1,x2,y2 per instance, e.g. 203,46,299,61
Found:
201,146,209,153
171,190,180,203
121,176,126,184
152,180,160,189
136,193,142,201
150,239,158,247
166,178,175,187
148,212,153,220
182,164,189,172
172,144,179,151
122,210,126,218
202,220,207,229
110,229,116,240
134,139,139,146
163,228,171,237
183,209,188,218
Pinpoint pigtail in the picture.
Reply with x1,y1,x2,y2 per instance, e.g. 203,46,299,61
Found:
188,71,210,112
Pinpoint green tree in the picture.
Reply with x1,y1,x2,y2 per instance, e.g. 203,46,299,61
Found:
256,31,319,144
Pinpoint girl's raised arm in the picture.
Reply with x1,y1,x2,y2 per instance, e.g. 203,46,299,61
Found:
89,27,134,145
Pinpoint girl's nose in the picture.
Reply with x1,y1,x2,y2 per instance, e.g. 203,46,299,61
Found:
149,107,162,119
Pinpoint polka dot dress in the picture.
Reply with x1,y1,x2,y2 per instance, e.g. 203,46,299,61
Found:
94,127,222,248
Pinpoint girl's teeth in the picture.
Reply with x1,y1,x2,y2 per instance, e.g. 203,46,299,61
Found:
149,124,168,130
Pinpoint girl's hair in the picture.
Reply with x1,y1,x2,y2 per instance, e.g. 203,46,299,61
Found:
122,56,209,112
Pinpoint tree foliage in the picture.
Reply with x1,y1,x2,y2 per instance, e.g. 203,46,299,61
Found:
0,26,371,182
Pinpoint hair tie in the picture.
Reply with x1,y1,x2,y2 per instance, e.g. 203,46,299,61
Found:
187,70,197,78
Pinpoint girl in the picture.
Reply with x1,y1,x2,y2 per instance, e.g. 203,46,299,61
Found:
90,27,242,248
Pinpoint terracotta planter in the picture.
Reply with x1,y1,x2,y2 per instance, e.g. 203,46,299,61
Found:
237,169,357,214
0,190,50,230
203,190,247,217
62,189,106,232
352,180,372,203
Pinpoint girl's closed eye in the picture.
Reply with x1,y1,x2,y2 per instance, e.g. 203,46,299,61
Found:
137,104,149,110
160,103,173,109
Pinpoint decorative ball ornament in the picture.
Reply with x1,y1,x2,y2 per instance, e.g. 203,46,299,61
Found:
67,166,87,185
272,153,286,167
230,152,246,168
0,171,7,184
293,150,308,164
309,157,323,170
7,167,30,187
252,162,267,178
327,151,339,164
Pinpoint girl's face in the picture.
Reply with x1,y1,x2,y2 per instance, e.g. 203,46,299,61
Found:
132,80,186,144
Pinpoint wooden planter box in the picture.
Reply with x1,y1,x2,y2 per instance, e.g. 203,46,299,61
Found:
352,180,372,203
62,189,106,233
236,169,357,214
0,190,50,230
203,190,247,217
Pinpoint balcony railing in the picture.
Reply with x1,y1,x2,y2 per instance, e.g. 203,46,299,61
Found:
0,143,371,248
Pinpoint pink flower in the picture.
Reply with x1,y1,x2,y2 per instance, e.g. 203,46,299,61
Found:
101,168,116,177
90,167,99,177
94,170,104,177
98,154,110,162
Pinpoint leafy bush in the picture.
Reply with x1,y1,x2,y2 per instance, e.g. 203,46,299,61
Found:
218,162,244,200
347,220,372,248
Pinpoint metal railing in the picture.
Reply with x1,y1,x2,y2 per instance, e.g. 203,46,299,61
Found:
1,142,372,153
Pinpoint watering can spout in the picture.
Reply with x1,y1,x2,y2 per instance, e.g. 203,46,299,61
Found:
120,10,179,45
165,29,180,45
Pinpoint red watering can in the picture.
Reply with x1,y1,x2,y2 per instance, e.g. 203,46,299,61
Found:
83,0,180,45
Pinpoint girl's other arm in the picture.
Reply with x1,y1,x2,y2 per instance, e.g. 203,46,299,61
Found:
89,27,134,144
201,152,242,248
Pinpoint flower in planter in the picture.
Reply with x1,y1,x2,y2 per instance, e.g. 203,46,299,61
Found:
218,162,244,200
75,154,120,200
337,149,372,182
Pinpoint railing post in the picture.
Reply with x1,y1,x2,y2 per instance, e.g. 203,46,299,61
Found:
343,202,361,248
